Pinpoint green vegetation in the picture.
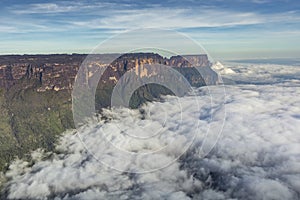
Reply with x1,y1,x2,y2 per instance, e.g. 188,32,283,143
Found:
0,89,19,172
0,79,173,173
0,79,74,172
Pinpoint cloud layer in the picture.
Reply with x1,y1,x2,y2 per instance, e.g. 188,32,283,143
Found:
2,63,300,199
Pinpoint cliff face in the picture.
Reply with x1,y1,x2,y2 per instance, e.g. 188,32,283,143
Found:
0,54,84,91
0,53,211,92
92,53,214,109
98,53,212,88
107,53,210,73
169,54,210,67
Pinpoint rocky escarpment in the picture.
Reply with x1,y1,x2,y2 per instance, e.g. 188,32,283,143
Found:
84,53,216,108
0,53,212,92
0,54,85,91
99,53,211,85
0,53,217,173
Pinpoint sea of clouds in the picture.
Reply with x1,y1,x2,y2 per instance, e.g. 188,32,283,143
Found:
2,62,300,200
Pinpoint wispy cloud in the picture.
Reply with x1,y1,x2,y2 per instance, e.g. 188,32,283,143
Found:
69,8,263,29
0,25,19,33
10,2,121,14
13,3,77,14
68,8,300,30
9,1,300,30
6,1,300,32
251,0,271,4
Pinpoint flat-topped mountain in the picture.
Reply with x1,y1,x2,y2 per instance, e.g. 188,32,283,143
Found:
0,53,217,173
0,53,212,91
0,54,85,91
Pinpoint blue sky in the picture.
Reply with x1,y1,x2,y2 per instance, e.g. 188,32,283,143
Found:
0,0,299,59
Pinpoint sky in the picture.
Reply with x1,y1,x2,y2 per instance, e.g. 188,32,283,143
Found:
0,0,300,60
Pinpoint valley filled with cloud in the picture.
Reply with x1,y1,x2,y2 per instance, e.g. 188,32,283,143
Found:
2,62,300,200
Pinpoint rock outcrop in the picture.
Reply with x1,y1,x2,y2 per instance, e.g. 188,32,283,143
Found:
0,53,213,92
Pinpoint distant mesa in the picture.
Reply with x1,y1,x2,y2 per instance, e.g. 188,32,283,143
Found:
0,53,216,92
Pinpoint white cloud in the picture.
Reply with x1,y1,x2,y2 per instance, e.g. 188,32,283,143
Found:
0,25,19,33
251,0,271,4
69,8,264,29
220,62,300,84
15,3,76,14
11,2,117,14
